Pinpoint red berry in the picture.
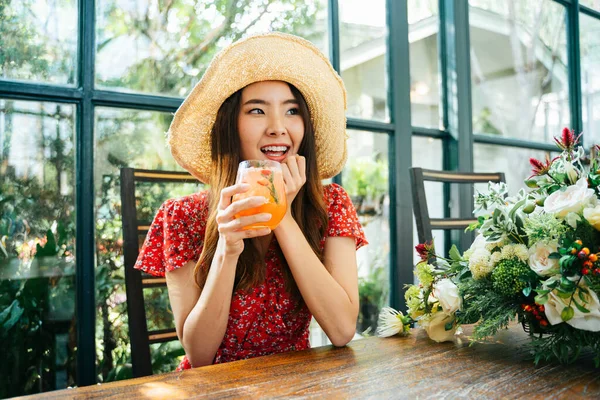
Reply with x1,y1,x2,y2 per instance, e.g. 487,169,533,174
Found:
590,254,598,262
584,260,593,268
539,305,545,312
583,268,590,275
540,320,548,327
578,251,588,259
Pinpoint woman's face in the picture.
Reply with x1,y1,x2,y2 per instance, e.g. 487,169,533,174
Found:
237,81,305,162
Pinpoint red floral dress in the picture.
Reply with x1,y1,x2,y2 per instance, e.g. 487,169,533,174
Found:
135,183,367,371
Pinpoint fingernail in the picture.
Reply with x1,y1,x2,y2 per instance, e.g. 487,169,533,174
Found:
259,214,272,221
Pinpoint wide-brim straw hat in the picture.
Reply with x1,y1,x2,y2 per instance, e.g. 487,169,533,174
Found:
168,32,348,183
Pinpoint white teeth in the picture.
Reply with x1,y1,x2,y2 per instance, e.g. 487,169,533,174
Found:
261,146,288,152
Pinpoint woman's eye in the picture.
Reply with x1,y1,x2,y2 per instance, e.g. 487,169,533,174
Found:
249,108,264,114
287,108,299,115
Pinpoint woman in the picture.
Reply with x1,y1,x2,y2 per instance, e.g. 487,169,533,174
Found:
135,32,367,370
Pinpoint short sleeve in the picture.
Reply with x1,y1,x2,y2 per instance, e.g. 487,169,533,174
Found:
134,192,209,277
324,184,368,250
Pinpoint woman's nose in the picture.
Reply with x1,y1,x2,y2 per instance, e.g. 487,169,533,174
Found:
267,115,286,136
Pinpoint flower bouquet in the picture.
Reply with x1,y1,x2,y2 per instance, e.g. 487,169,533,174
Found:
378,128,600,366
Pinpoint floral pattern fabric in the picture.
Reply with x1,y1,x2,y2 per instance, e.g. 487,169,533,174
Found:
135,183,367,370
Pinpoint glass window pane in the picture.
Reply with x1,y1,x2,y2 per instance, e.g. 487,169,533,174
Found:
0,0,78,85
340,0,388,121
95,0,328,97
0,100,76,396
408,0,440,129
581,13,600,145
344,130,390,336
469,0,569,142
94,107,204,382
581,1,600,11
474,143,552,194
411,136,444,264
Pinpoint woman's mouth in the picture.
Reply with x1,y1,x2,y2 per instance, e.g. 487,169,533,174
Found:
260,145,290,161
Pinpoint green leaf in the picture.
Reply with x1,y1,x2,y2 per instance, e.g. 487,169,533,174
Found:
444,321,454,331
572,296,591,314
449,245,462,262
509,198,526,219
522,286,532,297
579,289,588,303
534,294,548,305
561,306,575,322
560,277,576,289
0,300,24,331
548,252,561,260
555,288,573,299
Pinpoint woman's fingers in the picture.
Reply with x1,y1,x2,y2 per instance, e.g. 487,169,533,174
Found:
221,227,272,243
218,213,272,233
218,183,250,210
298,156,306,182
285,155,301,181
281,163,293,192
216,196,267,224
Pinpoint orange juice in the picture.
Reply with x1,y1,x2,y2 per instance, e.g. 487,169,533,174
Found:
233,164,287,230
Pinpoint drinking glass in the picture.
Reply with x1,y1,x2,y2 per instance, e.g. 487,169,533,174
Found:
232,160,287,230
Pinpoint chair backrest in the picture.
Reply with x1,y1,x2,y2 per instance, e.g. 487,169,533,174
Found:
120,167,201,377
409,167,505,249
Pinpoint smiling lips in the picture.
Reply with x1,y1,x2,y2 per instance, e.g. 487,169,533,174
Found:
261,145,290,162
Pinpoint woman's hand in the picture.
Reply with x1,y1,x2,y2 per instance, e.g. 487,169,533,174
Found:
281,155,306,214
215,183,272,257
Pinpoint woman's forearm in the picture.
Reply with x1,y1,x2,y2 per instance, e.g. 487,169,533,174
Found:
274,216,358,346
182,242,238,367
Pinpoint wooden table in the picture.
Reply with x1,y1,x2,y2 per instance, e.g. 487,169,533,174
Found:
19,326,600,399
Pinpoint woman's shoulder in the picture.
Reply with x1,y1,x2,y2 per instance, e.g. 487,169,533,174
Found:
323,183,350,202
160,190,210,221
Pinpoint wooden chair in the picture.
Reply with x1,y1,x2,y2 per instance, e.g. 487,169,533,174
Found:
120,167,201,377
409,168,505,250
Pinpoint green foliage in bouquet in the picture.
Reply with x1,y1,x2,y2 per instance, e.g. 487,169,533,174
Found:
377,128,600,367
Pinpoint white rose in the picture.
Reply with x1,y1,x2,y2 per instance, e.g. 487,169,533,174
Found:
470,234,487,251
583,204,600,231
433,279,462,314
421,312,456,342
528,241,559,277
544,287,600,332
544,178,597,217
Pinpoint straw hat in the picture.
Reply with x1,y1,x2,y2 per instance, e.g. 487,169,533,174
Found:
168,32,348,183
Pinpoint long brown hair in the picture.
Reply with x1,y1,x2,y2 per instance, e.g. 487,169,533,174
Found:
194,83,328,299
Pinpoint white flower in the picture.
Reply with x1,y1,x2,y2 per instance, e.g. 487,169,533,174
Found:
433,279,462,314
470,234,487,251
565,212,582,229
376,307,408,337
583,204,600,231
490,251,502,265
528,240,559,277
500,245,515,260
544,287,600,332
469,248,493,280
513,244,529,262
564,162,579,184
420,311,456,342
544,178,597,218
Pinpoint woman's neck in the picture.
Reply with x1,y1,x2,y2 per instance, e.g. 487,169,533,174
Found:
252,232,274,258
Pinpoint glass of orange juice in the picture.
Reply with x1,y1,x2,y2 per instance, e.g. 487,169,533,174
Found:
232,160,287,230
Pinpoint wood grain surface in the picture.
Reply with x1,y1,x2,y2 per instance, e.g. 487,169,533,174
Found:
17,325,600,399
